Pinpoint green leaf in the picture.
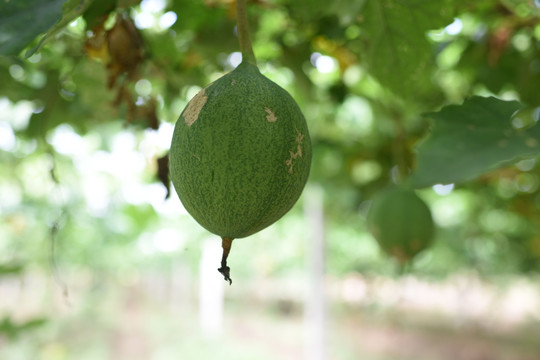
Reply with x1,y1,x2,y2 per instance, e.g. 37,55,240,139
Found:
288,0,366,23
0,316,47,340
0,264,24,276
25,0,95,57
0,0,66,56
83,0,117,29
501,0,540,17
407,96,540,188
361,0,455,98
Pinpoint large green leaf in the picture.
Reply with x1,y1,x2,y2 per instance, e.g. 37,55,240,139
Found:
83,0,117,29
361,0,455,98
25,0,95,57
407,96,540,188
0,0,66,56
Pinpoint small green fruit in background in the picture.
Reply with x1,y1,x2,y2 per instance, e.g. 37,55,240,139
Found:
169,61,311,282
367,187,434,264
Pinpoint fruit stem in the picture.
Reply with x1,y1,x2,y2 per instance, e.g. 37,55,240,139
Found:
236,0,256,66
396,261,409,276
218,237,234,285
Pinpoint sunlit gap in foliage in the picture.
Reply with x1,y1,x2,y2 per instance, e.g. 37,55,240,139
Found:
0,97,34,132
8,64,24,81
141,0,166,13
445,18,463,36
159,12,177,29
46,123,182,217
135,0,177,31
137,228,185,255
432,183,454,196
351,161,381,185
310,52,337,74
336,96,373,137
0,98,36,156
512,32,532,52
516,158,536,172
227,52,242,68
428,17,463,41
27,52,42,64
533,107,540,122
430,191,469,228
343,65,363,87
135,79,153,97
48,124,85,156
68,17,86,35
0,122,15,151
134,11,155,29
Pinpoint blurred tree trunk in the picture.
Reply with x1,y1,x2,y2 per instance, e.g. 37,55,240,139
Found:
304,185,326,360
199,237,225,338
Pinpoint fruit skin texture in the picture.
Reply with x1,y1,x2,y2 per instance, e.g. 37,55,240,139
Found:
367,187,434,263
170,61,312,239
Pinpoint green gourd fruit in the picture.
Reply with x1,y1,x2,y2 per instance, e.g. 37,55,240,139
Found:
169,61,311,283
367,187,434,264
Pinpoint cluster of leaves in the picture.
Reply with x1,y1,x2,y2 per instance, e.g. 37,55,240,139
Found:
1,0,540,284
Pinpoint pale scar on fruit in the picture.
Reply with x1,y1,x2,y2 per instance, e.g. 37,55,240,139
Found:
285,128,305,173
190,152,201,162
265,107,277,122
183,89,208,127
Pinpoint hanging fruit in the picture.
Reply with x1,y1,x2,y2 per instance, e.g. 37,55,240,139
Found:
367,186,434,264
169,0,312,283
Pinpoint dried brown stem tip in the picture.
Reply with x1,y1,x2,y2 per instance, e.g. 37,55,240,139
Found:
217,237,234,285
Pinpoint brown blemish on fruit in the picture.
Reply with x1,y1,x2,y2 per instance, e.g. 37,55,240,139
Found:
183,89,208,127
265,107,277,122
285,128,305,173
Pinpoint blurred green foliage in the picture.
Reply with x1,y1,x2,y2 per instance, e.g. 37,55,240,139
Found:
0,0,539,319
